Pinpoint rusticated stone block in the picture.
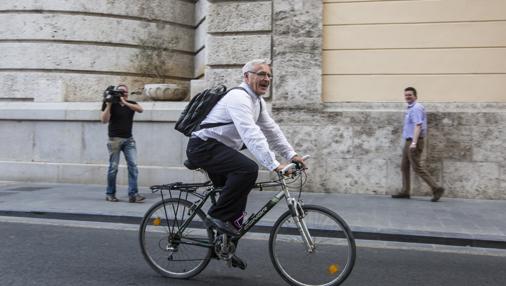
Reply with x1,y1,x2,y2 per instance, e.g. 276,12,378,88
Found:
444,161,501,199
427,127,473,161
273,107,322,125
280,124,353,160
33,121,83,163
0,0,195,27
205,68,243,89
273,0,322,38
0,43,194,79
208,1,272,33
430,111,506,128
0,72,189,102
322,158,388,195
207,35,271,65
134,122,184,166
280,125,320,159
1,14,194,52
272,38,321,106
0,121,35,162
472,126,506,162
81,123,108,164
352,125,401,159
318,125,354,159
345,110,401,127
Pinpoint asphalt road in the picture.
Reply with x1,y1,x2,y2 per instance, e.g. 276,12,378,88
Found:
0,220,505,286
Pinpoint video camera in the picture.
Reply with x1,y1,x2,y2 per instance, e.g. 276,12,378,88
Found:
103,85,127,103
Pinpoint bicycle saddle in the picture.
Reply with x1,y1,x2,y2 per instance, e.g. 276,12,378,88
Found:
184,159,199,170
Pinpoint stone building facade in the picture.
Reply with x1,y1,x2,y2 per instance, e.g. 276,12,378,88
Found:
0,0,504,199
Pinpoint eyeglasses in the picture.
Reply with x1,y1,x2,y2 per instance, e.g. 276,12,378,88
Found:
248,71,273,79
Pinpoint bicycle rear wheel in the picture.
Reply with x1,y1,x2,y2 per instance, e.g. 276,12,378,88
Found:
139,198,213,279
269,205,356,286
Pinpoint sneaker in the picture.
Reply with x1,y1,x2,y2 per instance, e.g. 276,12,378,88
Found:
431,187,445,202
129,194,145,203
207,217,240,237
105,195,119,202
230,255,247,270
391,193,410,199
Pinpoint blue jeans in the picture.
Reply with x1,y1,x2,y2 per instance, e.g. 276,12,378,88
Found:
106,137,139,197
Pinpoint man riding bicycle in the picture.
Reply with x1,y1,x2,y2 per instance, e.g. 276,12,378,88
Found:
186,59,305,268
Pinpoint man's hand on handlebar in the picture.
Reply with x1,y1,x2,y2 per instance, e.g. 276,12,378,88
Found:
274,155,308,176
291,155,306,168
275,163,294,175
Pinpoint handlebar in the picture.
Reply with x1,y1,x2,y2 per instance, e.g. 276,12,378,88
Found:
279,155,311,175
281,163,297,174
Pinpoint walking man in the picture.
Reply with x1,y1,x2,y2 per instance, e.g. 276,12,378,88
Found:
392,87,445,202
101,84,145,203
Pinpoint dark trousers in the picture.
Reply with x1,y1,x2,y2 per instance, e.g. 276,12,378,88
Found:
401,139,440,194
186,137,258,222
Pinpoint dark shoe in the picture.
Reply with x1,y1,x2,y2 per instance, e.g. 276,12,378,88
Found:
129,194,145,203
231,255,247,270
431,187,445,202
391,193,410,199
105,195,119,202
208,217,240,237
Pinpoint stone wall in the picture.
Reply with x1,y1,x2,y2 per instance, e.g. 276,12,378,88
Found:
0,102,201,185
202,0,506,199
0,102,271,186
274,103,506,200
0,0,194,102
205,0,272,90
0,0,504,199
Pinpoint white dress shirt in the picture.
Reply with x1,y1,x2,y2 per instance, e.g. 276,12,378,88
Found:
193,82,297,171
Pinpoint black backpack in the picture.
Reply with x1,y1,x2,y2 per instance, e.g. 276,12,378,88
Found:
175,85,246,137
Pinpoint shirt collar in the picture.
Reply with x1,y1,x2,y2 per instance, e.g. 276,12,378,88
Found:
407,101,416,108
239,82,259,98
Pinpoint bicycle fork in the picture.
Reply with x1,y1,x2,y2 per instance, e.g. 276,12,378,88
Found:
287,197,315,253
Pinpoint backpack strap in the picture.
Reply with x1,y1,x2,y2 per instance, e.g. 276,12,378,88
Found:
199,87,247,129
199,122,234,129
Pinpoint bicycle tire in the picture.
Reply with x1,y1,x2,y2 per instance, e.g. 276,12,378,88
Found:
139,198,213,279
269,204,356,286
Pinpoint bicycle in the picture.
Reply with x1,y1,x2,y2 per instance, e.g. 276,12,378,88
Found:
139,155,356,286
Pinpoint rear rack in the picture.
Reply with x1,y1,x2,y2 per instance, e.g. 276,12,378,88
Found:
150,181,213,193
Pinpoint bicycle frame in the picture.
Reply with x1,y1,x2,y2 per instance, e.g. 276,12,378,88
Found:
152,170,315,251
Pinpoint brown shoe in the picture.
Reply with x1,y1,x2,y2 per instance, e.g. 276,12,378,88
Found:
106,195,119,202
431,187,445,202
129,194,145,203
391,193,410,199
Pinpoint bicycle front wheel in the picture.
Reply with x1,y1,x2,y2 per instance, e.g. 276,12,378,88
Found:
269,205,356,286
139,198,213,279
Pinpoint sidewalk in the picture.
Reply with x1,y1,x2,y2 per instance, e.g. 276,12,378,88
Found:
0,181,505,249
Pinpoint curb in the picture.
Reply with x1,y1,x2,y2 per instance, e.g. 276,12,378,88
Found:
1,210,505,250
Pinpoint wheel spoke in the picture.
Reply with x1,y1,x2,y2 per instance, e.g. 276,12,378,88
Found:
140,199,212,279
269,205,356,286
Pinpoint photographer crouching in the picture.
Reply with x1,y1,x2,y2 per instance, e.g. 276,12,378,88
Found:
100,84,145,203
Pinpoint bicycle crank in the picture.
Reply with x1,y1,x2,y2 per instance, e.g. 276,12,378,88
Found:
214,234,236,263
